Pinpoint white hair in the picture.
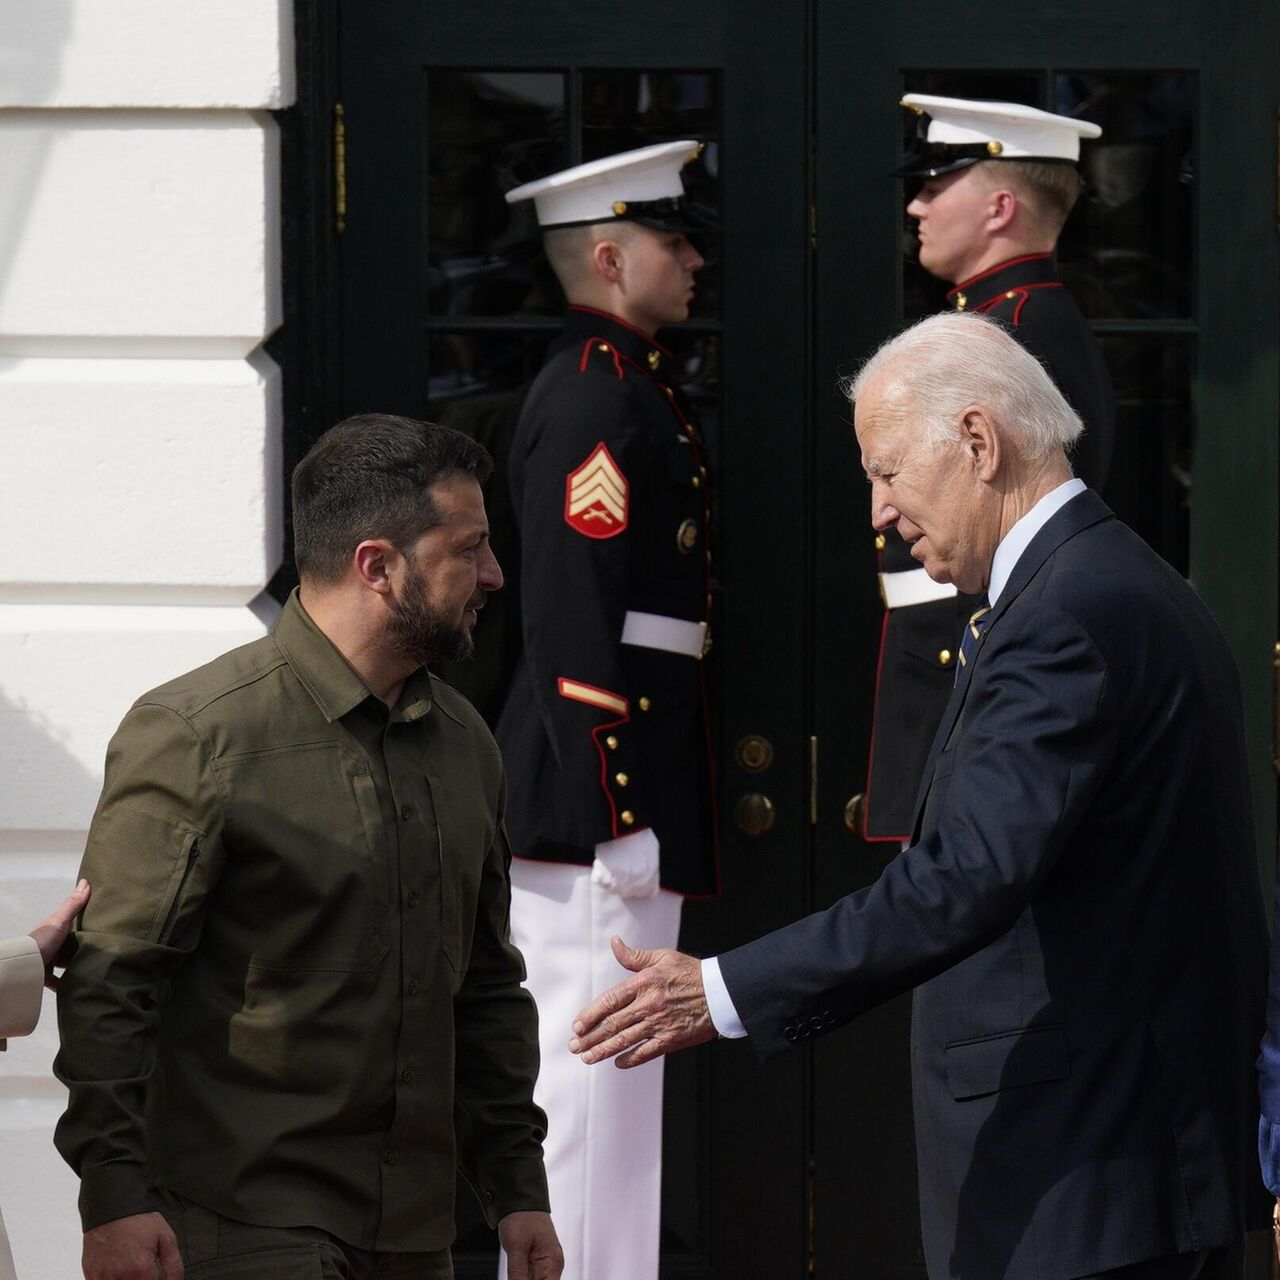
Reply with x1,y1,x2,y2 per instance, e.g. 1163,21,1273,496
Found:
848,312,1084,461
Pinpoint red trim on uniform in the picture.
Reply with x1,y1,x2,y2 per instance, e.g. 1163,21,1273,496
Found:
557,676,629,716
567,305,673,356
590,716,634,839
946,252,1054,301
861,608,908,843
973,281,1062,326
578,337,625,380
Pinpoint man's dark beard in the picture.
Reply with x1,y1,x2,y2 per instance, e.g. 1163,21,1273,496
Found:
387,565,475,666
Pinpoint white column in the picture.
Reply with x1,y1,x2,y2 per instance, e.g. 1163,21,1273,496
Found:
0,6,294,1276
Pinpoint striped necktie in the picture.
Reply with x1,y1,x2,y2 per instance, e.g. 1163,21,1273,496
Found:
955,597,992,685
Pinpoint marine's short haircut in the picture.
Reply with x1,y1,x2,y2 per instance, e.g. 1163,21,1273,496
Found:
975,158,1086,236
292,413,493,584
848,312,1084,462
542,221,638,294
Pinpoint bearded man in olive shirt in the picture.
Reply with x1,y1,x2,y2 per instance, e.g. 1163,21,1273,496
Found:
55,415,562,1280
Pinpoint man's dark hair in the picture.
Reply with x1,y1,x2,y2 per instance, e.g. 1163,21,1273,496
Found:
292,413,493,583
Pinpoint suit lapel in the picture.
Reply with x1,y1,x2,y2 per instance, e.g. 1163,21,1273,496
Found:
906,490,1115,842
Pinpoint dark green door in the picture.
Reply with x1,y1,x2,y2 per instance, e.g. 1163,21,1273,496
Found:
335,2,812,1275
811,3,1279,1273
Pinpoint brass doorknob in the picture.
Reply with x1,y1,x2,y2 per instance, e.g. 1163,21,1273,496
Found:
843,793,865,834
735,734,774,772
735,792,776,838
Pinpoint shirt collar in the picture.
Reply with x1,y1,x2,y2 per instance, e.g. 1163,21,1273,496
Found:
273,589,435,724
988,478,1086,607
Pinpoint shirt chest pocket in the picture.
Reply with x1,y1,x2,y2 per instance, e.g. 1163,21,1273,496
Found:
213,742,390,973
425,767,491,976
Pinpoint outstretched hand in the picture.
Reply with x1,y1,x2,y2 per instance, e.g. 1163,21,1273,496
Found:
568,936,716,1068
29,878,91,990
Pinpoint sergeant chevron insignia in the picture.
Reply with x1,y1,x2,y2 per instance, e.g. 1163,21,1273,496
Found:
565,442,629,538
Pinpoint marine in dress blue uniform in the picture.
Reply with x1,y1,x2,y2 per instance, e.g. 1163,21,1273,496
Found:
495,142,717,1280
864,95,1117,841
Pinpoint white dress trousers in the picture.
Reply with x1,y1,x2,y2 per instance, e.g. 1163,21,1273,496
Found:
498,858,682,1280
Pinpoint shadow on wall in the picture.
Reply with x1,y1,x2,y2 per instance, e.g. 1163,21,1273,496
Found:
0,2,72,328
0,687,100,841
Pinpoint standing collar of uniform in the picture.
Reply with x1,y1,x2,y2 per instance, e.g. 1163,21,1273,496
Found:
988,477,1086,606
562,305,675,381
272,588,435,724
946,252,1059,308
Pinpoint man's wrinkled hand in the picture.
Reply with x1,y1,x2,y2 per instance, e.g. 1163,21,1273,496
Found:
82,1211,183,1280
568,936,716,1068
498,1210,564,1280
29,878,90,991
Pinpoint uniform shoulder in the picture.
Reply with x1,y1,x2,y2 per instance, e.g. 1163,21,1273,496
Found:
134,631,287,723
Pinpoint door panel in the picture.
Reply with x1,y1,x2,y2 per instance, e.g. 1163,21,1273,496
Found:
338,3,811,1274
292,2,1279,1274
813,4,1278,1273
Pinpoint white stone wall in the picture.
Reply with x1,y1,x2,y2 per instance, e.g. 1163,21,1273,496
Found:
0,5,293,1276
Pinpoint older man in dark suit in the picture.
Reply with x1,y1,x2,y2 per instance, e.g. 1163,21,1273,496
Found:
569,312,1270,1279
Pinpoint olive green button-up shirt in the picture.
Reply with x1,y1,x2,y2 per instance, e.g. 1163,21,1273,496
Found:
55,592,548,1249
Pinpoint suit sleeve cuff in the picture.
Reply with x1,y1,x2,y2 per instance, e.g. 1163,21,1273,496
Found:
702,957,748,1039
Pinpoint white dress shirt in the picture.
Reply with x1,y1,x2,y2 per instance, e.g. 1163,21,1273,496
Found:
701,477,1089,1040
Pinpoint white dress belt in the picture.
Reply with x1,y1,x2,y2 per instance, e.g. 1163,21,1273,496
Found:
621,610,708,659
879,567,958,609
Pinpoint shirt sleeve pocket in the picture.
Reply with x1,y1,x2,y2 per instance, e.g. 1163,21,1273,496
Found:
945,1025,1069,1101
82,803,205,946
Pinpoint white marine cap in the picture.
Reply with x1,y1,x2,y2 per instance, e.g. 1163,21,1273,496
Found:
505,140,707,230
896,94,1102,177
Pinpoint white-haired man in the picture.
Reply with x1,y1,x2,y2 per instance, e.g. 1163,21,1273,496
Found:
568,313,1269,1280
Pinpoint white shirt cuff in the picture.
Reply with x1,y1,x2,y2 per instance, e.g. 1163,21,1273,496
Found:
701,956,748,1039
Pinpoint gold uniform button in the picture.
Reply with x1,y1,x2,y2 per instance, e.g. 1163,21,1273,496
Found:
954,291,968,312
647,349,661,371
615,772,629,787
938,649,953,667
677,518,699,553
605,734,619,750
691,475,701,489
986,139,1003,156
612,200,628,216
874,534,886,551
620,810,636,826
638,696,652,712
1005,290,1016,300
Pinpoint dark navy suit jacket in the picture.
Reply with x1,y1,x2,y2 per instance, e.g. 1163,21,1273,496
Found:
720,490,1269,1278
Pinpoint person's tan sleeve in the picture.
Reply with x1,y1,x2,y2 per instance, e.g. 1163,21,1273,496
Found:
0,934,44,1048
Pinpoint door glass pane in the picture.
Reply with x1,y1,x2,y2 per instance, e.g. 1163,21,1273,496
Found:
1099,335,1193,574
1056,72,1196,320
582,69,723,320
425,71,567,318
